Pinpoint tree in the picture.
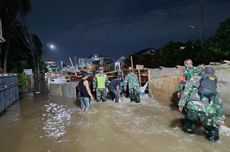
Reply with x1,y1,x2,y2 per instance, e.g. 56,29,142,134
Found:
202,18,230,61
158,18,230,67
31,34,44,92
159,41,186,67
0,0,31,72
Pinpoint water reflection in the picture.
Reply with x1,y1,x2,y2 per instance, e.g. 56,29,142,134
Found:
42,103,72,138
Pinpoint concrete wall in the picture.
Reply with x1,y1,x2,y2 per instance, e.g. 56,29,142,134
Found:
149,67,181,79
148,67,181,102
148,66,230,112
49,82,78,98
149,76,180,102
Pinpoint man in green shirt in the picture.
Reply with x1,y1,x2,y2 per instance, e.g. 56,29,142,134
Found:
93,67,109,102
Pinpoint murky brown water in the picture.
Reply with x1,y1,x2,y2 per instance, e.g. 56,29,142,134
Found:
0,94,230,152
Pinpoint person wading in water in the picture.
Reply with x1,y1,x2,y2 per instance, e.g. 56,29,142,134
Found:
79,71,94,112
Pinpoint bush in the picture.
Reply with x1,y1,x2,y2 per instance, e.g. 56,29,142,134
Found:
18,73,27,89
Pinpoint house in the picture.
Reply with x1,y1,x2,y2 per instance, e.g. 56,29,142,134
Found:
90,55,113,65
78,58,92,68
134,48,158,56
45,60,58,72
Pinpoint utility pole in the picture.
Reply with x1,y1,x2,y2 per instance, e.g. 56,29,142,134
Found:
0,19,6,72
200,0,204,47
0,19,5,43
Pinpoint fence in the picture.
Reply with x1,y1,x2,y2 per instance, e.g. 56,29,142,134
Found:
0,74,19,114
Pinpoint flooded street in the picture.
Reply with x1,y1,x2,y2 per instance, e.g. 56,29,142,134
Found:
0,94,230,152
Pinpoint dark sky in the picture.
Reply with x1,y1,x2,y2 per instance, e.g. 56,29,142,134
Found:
27,0,230,62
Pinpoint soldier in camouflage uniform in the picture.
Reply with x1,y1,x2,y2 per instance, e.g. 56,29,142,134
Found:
178,69,225,142
93,67,109,102
124,71,140,103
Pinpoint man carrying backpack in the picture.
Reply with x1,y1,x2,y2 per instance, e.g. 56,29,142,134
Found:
198,67,218,100
178,67,225,142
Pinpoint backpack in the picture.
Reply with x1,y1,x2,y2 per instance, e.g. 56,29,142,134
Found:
198,74,217,98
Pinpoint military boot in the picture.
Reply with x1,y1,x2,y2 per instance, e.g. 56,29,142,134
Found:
183,119,195,134
207,131,219,142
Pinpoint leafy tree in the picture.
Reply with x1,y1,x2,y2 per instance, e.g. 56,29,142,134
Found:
0,0,31,72
201,18,230,62
159,18,230,67
159,41,186,67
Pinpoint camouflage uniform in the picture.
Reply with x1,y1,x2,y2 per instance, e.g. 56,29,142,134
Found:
178,75,225,141
93,72,109,102
178,66,200,94
124,72,140,103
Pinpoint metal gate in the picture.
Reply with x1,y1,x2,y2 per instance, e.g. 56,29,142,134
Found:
0,74,19,114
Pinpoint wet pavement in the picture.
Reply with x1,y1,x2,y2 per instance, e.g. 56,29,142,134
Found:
0,94,230,152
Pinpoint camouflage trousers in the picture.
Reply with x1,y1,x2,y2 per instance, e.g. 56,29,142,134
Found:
184,109,219,134
129,87,140,103
96,89,107,102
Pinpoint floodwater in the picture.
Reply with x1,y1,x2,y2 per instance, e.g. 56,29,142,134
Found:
0,94,230,152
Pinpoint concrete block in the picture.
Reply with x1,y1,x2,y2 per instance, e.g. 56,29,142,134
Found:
49,83,62,96
61,82,78,98
219,82,230,112
49,82,78,98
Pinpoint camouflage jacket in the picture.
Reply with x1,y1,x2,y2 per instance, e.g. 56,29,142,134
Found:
124,72,140,90
177,66,200,93
178,76,225,123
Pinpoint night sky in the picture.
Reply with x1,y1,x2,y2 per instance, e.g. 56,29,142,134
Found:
27,0,230,62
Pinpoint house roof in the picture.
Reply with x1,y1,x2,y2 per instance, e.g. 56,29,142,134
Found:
134,48,158,55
